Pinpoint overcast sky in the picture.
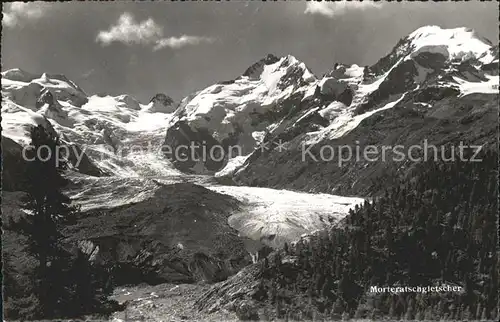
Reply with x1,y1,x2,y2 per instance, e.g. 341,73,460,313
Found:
2,1,498,103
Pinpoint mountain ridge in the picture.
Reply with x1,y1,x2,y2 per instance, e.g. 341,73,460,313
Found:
2,25,498,189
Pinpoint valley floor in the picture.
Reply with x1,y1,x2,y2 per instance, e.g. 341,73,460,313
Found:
110,283,238,322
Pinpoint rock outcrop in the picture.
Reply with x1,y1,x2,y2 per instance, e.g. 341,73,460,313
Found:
164,121,226,173
145,93,175,113
319,77,354,106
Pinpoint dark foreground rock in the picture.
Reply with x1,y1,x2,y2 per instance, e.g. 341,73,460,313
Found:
62,182,252,285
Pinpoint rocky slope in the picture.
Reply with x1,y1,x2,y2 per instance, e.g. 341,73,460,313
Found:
61,183,252,284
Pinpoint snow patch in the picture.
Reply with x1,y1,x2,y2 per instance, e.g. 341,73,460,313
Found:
453,74,499,97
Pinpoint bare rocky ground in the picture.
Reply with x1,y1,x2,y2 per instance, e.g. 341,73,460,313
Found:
110,283,238,322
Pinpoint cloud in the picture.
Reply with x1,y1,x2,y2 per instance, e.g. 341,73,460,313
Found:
96,13,214,50
305,1,382,18
96,13,163,46
153,35,215,50
2,2,49,28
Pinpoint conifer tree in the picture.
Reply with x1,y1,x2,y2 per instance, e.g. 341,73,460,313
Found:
14,125,77,317
10,125,116,319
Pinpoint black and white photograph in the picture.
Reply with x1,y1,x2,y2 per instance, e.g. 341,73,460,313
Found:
1,1,498,321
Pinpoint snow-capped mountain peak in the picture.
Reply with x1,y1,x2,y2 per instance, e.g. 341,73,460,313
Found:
2,69,89,108
261,54,316,90
242,54,316,86
406,25,493,61
1,69,177,179
1,68,39,83
371,25,495,77
165,54,318,170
